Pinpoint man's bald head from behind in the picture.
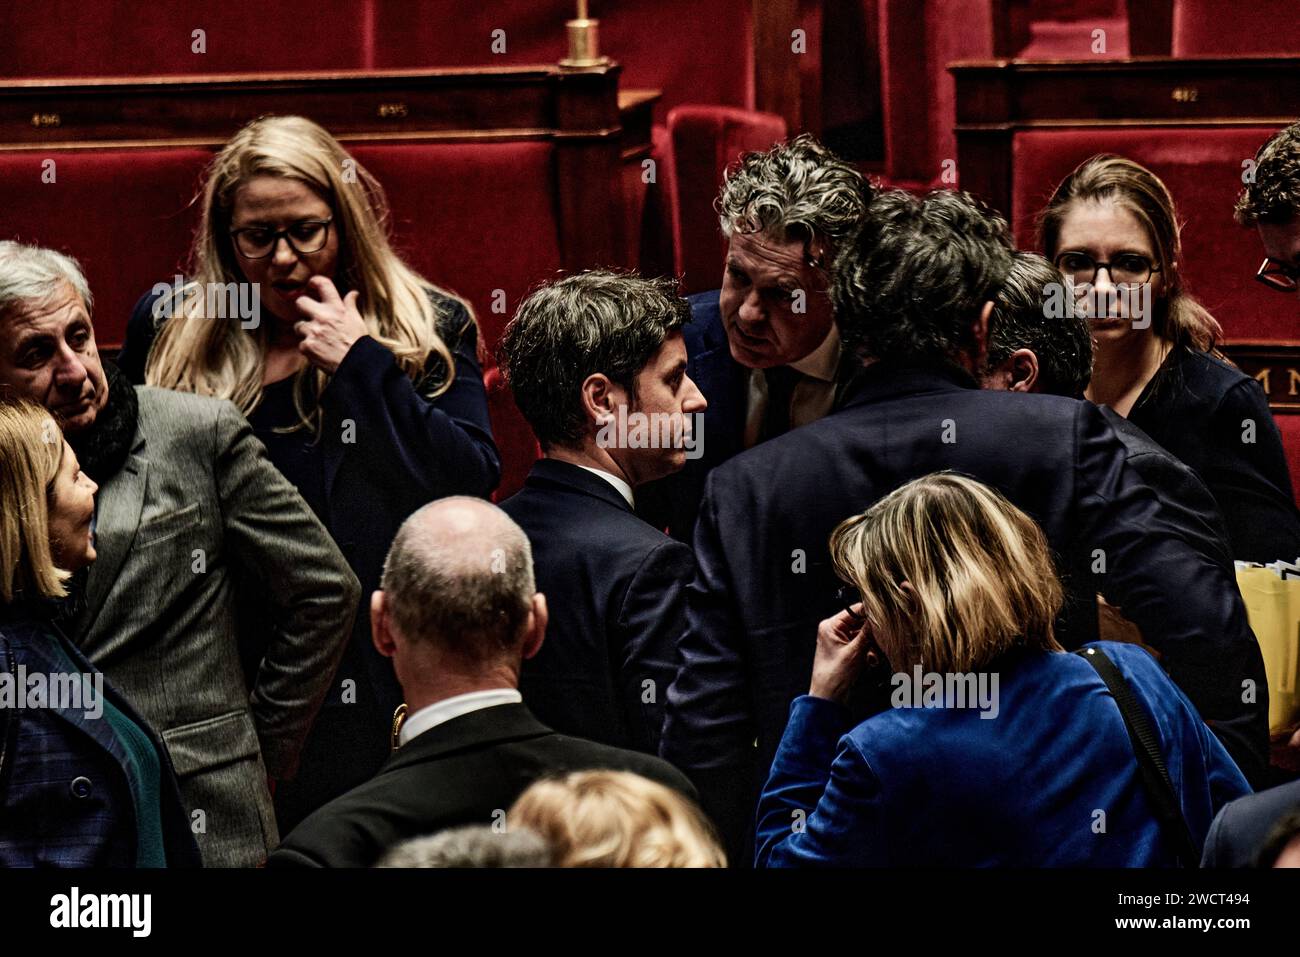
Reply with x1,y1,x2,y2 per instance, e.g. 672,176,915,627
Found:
371,497,547,700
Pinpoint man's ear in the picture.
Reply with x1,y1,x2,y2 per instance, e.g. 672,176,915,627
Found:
578,373,618,432
1008,348,1040,393
370,590,397,659
968,301,993,369
521,592,548,661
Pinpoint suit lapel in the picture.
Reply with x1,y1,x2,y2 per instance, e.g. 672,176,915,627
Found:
19,625,129,768
81,449,148,627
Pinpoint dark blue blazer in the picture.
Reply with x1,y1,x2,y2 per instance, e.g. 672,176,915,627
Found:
500,459,694,754
1201,777,1300,867
661,362,1271,852
0,609,200,868
756,643,1251,867
1099,405,1233,573
1129,346,1300,563
123,287,501,815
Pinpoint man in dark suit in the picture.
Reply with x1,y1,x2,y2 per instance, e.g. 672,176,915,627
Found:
638,135,873,540
0,241,359,867
660,189,1270,856
497,273,705,753
269,496,696,868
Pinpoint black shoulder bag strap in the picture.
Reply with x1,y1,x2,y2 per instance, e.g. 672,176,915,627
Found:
0,632,15,792
1076,646,1200,867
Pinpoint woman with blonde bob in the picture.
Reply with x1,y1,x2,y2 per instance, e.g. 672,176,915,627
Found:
0,402,198,867
120,115,500,828
508,770,725,868
1038,154,1299,562
755,472,1250,868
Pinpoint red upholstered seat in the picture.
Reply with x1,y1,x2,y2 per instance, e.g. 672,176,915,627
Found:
1172,0,1300,55
665,105,788,294
877,0,995,186
0,148,211,348
1011,127,1293,342
349,142,559,497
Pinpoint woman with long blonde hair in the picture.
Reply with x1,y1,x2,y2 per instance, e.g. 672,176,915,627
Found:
1038,154,1299,562
120,115,500,829
755,473,1249,867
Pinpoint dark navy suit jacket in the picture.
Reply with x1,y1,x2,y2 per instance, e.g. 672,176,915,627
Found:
1202,777,1300,867
0,608,200,868
757,643,1250,867
268,703,696,868
1099,405,1233,573
501,459,694,754
1129,346,1300,563
661,362,1271,853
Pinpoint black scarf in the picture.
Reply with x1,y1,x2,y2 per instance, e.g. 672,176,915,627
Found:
69,361,139,485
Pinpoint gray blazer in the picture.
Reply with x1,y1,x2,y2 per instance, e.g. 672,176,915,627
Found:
73,387,359,867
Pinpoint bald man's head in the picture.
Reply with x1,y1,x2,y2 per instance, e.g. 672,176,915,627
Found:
380,497,536,662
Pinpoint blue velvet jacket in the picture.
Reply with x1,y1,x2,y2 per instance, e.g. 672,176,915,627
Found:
756,642,1251,867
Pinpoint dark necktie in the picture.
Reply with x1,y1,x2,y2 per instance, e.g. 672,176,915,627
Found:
761,365,802,441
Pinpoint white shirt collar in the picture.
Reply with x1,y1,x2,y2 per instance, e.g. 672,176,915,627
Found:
575,465,635,508
397,688,523,747
790,324,842,382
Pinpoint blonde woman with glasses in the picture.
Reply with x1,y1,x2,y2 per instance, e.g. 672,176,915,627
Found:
0,401,198,867
121,115,500,831
755,473,1250,868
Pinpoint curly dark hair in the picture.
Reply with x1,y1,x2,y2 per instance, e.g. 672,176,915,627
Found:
717,133,874,259
831,189,1014,367
496,271,690,451
1236,120,1300,226
987,252,1094,399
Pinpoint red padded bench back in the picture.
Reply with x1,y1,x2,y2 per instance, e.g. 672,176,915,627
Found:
0,0,370,77
0,147,211,347
0,140,553,498
1172,0,1300,56
350,141,560,496
1011,127,1292,342
665,106,788,294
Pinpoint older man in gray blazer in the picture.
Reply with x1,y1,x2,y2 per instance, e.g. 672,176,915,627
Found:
0,241,359,867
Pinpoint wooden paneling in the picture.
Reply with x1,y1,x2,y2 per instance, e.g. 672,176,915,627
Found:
1225,342,1300,413
951,55,1300,229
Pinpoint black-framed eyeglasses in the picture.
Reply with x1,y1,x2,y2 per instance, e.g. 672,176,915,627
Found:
1255,257,1300,293
1054,250,1160,286
230,217,333,260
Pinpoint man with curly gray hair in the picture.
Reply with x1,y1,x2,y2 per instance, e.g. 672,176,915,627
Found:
1236,120,1300,299
638,134,874,539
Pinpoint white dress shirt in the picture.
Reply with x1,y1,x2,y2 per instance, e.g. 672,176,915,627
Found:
576,464,635,508
743,324,843,449
397,688,523,747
